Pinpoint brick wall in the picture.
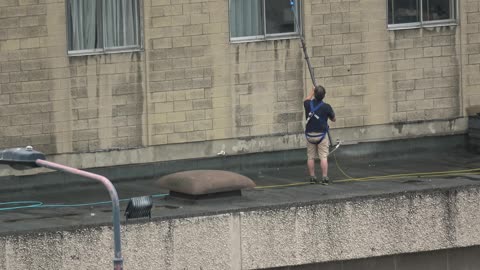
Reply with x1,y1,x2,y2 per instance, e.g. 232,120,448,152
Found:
0,0,478,162
306,0,463,129
463,0,480,115
145,0,305,145
0,0,146,155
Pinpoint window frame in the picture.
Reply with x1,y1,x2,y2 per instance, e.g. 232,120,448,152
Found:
387,0,458,30
65,0,144,57
229,0,302,43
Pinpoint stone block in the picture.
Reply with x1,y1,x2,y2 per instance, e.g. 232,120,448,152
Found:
152,16,171,27
342,32,362,44
396,59,415,70
174,121,194,132
193,119,212,130
415,99,434,110
192,35,208,46
1,61,20,72
152,38,172,49
434,97,457,109
406,110,426,121
404,48,423,59
432,35,454,46
174,100,193,111
312,24,330,36
325,34,343,45
11,93,30,104
406,90,425,101
433,56,458,67
192,14,211,25
397,100,416,112
312,4,331,15
0,17,18,28
166,111,186,123
184,24,203,36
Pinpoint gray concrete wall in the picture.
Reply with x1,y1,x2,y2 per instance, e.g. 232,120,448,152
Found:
1,184,480,269
268,246,480,270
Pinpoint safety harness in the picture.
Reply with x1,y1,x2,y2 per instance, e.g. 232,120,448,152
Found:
305,99,328,145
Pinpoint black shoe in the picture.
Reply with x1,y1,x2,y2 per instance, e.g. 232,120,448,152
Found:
321,176,330,185
309,176,317,184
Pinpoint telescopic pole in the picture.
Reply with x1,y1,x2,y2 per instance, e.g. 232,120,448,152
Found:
289,0,335,147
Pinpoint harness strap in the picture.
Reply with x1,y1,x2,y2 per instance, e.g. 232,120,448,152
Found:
305,100,329,145
305,132,327,145
305,100,324,125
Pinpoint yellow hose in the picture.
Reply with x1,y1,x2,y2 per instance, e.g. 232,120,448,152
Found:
254,152,480,189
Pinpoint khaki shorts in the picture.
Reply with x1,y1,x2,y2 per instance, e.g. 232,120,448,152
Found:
306,133,329,160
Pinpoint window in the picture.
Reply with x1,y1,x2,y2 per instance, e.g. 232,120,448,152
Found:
67,0,142,55
229,0,300,42
388,0,456,29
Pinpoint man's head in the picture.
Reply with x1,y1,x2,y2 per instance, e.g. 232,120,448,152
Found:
314,85,326,101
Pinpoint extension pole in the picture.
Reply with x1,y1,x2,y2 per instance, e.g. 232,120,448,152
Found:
290,1,317,88
290,0,334,147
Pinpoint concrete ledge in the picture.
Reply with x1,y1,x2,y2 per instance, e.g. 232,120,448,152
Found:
0,118,468,178
1,183,480,269
0,133,468,194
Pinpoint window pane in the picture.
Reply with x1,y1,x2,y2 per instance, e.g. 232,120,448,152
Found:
230,0,263,38
388,0,419,24
265,0,296,34
67,0,102,50
423,0,452,21
104,0,140,48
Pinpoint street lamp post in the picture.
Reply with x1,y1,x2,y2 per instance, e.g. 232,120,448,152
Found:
0,146,124,270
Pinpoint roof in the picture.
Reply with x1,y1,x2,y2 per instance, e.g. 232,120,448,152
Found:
0,134,479,235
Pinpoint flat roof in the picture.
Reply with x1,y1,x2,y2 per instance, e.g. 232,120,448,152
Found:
0,135,479,235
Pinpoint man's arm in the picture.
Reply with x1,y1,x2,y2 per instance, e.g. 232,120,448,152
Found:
304,86,315,101
329,106,336,122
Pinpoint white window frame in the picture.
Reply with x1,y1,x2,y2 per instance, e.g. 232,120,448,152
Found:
66,0,144,56
387,0,457,30
229,0,301,43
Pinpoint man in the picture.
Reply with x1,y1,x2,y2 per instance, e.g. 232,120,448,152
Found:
304,85,336,184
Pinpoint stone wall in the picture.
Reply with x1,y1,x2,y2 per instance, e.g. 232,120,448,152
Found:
462,0,480,115
0,0,478,172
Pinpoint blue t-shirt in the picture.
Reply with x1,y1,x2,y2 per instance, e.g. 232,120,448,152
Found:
304,99,335,133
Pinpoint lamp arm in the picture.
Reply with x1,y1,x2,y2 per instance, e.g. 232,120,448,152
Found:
35,159,123,270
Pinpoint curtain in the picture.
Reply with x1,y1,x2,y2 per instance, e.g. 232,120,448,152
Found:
230,0,262,38
265,0,295,34
104,0,140,48
68,0,100,51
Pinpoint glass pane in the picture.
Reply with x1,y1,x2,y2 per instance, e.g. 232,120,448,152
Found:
67,0,102,50
265,0,296,34
104,0,140,48
388,0,419,24
230,0,263,38
423,0,452,21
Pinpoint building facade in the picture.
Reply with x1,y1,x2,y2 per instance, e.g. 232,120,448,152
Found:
0,0,479,172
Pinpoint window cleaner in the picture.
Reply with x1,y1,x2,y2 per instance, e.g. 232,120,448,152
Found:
290,0,341,156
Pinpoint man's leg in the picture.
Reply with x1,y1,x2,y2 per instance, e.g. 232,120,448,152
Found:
306,141,318,183
320,158,328,177
308,159,315,177
318,139,330,184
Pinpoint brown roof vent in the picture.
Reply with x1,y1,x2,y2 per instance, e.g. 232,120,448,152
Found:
155,170,256,200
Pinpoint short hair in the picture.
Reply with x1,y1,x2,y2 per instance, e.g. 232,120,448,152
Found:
314,85,326,101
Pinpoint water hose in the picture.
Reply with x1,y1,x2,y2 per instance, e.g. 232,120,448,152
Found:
0,193,168,212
